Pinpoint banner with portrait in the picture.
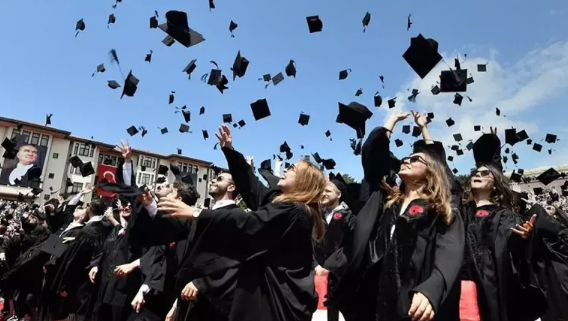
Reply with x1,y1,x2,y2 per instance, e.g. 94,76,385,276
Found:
0,132,49,187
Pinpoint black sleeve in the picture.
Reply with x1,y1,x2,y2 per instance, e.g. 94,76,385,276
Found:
128,204,192,247
258,168,280,189
222,147,272,210
322,213,356,278
412,211,465,314
361,127,395,191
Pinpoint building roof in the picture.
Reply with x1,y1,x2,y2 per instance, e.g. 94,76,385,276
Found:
0,116,213,166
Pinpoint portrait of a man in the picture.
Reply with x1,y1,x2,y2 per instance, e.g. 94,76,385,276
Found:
1,143,44,187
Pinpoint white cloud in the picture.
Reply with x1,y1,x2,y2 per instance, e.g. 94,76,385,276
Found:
386,41,568,170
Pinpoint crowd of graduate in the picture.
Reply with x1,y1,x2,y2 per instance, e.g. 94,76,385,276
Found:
0,113,567,321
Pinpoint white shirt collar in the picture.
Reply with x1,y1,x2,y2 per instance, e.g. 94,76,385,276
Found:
86,215,104,225
9,163,33,185
212,200,236,210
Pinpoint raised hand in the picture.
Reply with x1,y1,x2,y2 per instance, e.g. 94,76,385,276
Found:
214,125,233,149
157,198,195,219
490,126,498,135
411,110,428,128
114,139,133,161
511,214,537,239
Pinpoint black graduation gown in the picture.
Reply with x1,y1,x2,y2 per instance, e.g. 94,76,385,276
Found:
47,218,114,321
186,201,318,321
328,126,464,321
462,203,547,321
313,205,356,294
528,204,568,321
92,224,144,321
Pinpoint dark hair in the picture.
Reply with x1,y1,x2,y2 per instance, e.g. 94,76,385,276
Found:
0,225,7,234
173,181,200,206
221,171,239,200
89,199,107,216
471,164,515,209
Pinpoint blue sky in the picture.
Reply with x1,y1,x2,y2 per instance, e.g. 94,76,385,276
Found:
1,0,568,180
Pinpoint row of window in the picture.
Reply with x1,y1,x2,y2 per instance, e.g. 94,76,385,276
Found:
178,162,199,174
11,130,50,147
73,142,95,157
138,173,154,185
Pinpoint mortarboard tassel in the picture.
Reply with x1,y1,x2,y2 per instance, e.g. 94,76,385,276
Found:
407,14,412,31
109,49,125,80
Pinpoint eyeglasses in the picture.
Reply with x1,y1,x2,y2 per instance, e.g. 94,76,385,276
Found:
400,155,427,165
471,169,492,178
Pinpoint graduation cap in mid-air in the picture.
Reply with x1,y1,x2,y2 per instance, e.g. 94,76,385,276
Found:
121,71,139,99
339,69,351,80
45,114,53,126
440,69,468,92
158,10,205,48
183,59,197,79
144,50,153,63
68,156,95,177
231,51,249,81
285,60,296,77
306,15,323,33
250,99,271,121
403,34,442,79
536,168,561,186
75,19,85,37
108,14,116,27
362,12,371,32
1,137,18,159
336,102,373,139
298,113,310,126
229,20,238,37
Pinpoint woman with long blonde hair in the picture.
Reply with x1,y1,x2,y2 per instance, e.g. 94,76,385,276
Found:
156,124,327,321
329,111,465,321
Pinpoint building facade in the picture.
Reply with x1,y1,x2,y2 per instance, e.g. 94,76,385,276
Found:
0,117,217,205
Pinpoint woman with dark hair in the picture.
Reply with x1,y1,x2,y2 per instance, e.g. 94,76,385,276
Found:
329,111,464,321
458,129,546,321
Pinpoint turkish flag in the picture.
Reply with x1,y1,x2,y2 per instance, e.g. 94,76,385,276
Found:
97,164,117,198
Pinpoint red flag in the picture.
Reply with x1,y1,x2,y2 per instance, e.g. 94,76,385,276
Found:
97,164,117,198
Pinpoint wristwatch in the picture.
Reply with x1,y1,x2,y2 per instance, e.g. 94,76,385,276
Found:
193,208,202,218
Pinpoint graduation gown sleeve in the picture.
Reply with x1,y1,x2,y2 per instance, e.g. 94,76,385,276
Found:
128,203,192,247
222,147,275,210
258,167,280,189
361,126,394,191
322,213,356,278
412,211,465,314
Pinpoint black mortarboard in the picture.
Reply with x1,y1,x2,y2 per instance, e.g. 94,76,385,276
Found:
108,80,121,89
510,172,522,183
40,234,68,258
181,108,190,122
505,128,518,146
546,134,557,143
79,162,95,177
280,141,291,154
1,138,17,159
440,69,467,92
362,12,371,31
69,156,82,169
537,168,560,186
456,149,464,156
179,124,190,133
232,51,249,81
150,16,158,29
121,71,139,98
238,120,246,127
446,118,455,127
322,158,336,170
159,127,168,134
183,59,197,79
285,60,296,77
216,75,229,93
527,139,533,145
251,99,271,120
408,89,419,102
533,143,542,152
306,15,323,33
516,130,529,142
474,125,481,131
202,130,209,140
223,114,233,123
233,123,238,129
199,106,205,115
496,108,501,116
107,14,116,26
93,63,106,76
144,50,153,63
158,165,169,176
140,127,148,137
431,85,441,95
402,34,442,79
448,156,454,162
209,0,215,10
453,93,463,106
169,91,175,104
339,69,350,80
402,125,411,134
395,139,403,147
534,187,544,195
466,141,474,150
355,89,363,96
271,72,284,86
453,133,463,142
177,148,182,155
325,130,331,138
45,114,53,126
298,114,310,126
388,98,397,108
229,20,238,36
412,126,421,137
452,168,458,174
427,112,434,119
374,93,383,107
158,10,205,48
477,64,487,72
206,69,221,84
127,126,139,136
336,102,373,138
466,77,474,84
262,74,271,82
75,19,85,37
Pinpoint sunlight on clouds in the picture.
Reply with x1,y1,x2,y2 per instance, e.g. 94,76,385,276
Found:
385,41,568,171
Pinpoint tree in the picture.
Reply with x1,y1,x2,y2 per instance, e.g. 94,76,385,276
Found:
342,174,357,184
